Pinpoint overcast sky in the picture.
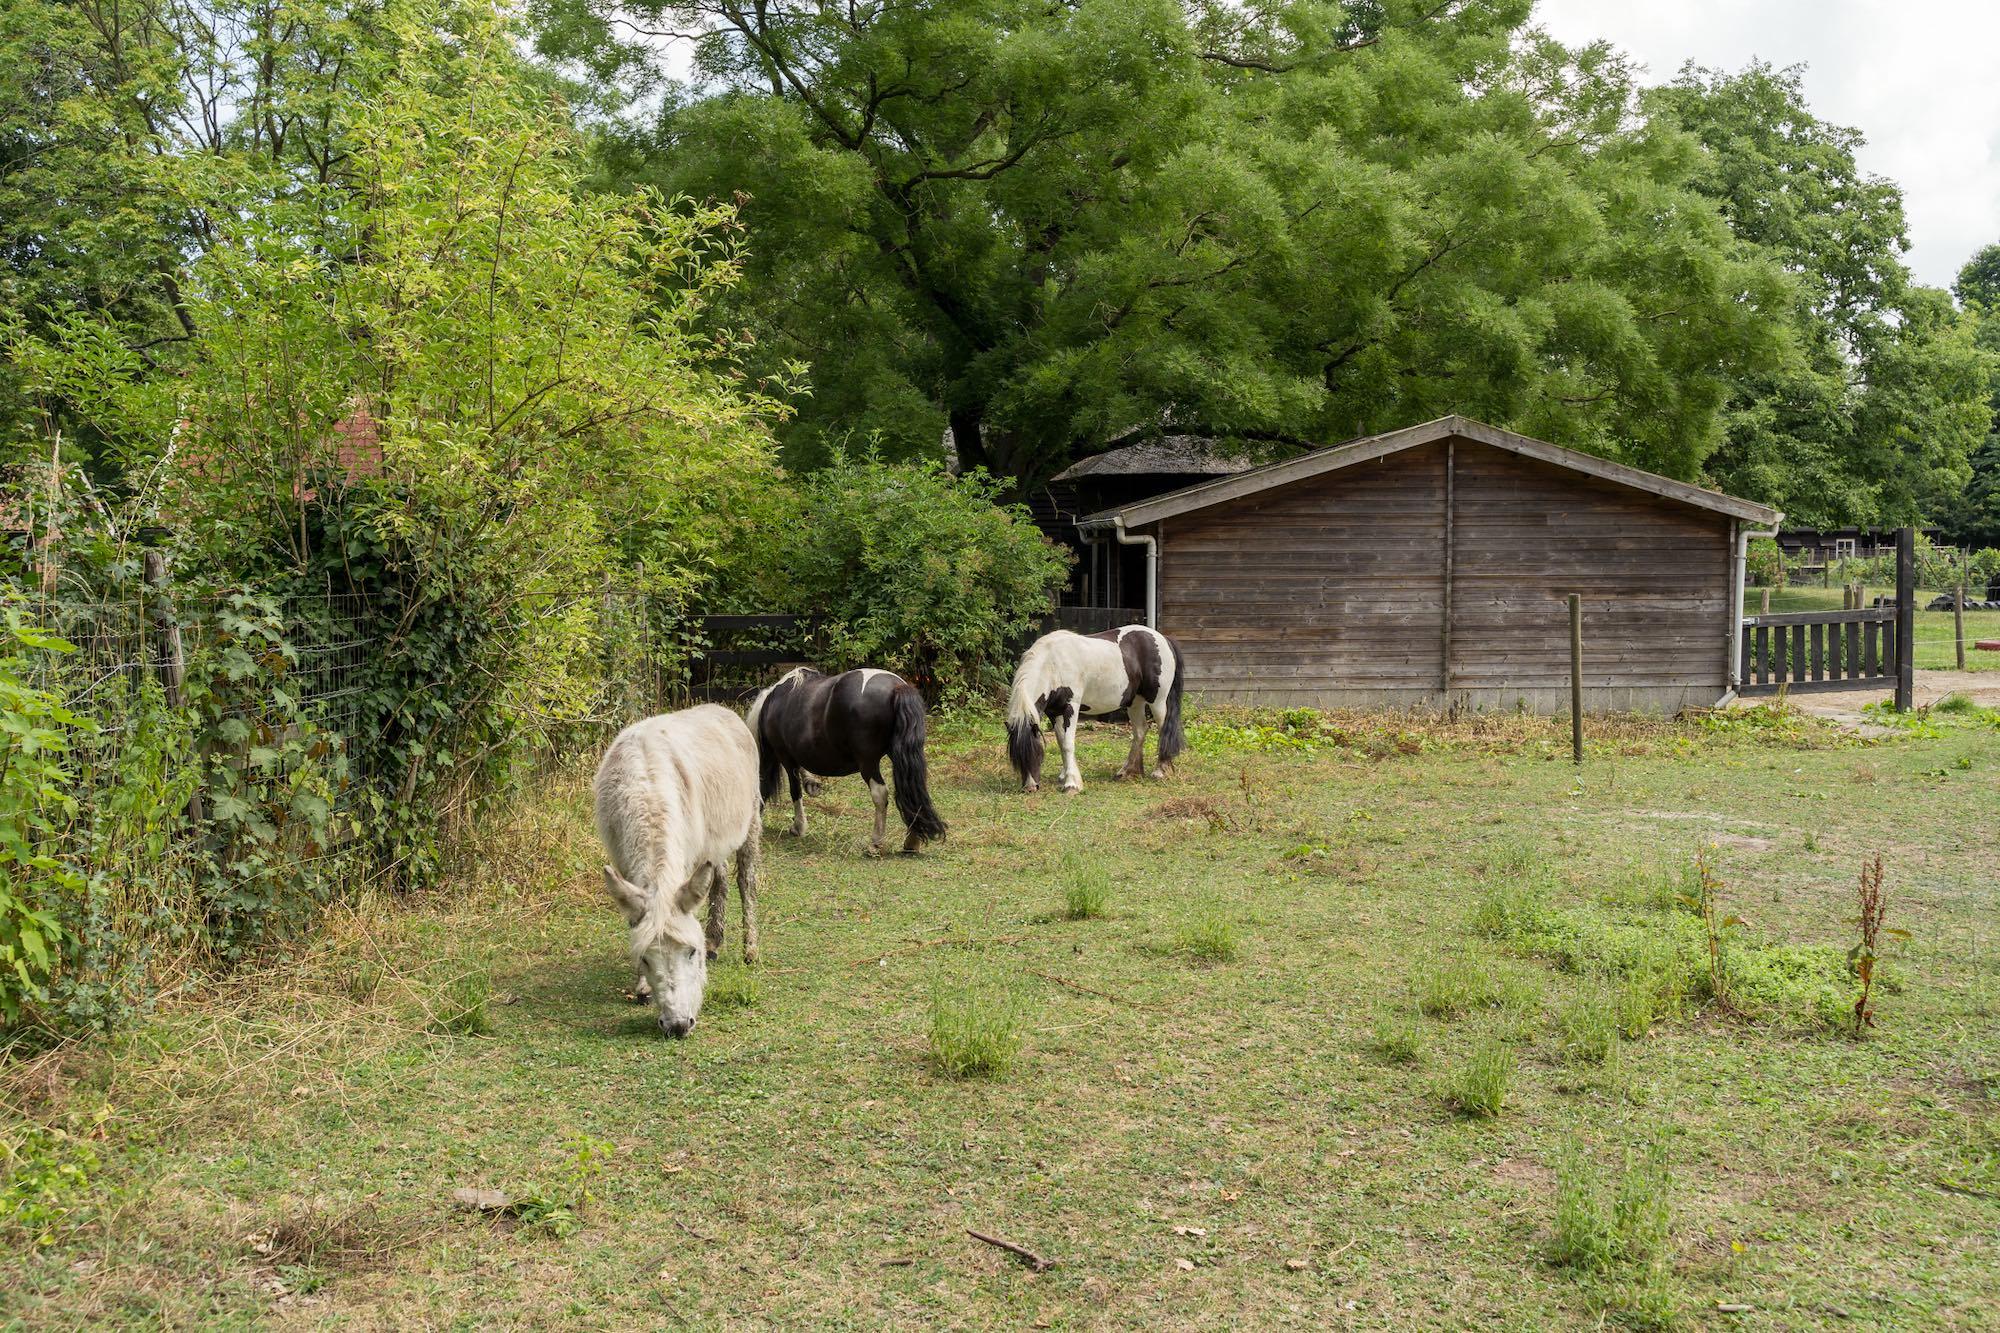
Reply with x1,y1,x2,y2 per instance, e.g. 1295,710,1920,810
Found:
1534,0,2000,291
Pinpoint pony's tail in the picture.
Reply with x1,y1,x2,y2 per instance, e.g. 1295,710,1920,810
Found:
888,684,947,844
1156,632,1187,766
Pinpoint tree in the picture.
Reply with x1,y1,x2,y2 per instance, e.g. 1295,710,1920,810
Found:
1650,63,1989,526
1957,242,2000,310
545,0,1789,485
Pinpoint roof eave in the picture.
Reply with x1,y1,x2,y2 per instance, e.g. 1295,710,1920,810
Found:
1078,416,1781,530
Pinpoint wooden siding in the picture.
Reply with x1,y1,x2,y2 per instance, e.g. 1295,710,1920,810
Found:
1150,437,1734,713
1158,441,1447,705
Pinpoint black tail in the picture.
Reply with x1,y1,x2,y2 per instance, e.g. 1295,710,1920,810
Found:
1006,712,1044,787
888,685,947,844
1156,633,1187,766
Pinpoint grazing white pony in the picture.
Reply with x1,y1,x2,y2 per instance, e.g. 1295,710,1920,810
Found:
593,704,761,1038
1006,625,1186,794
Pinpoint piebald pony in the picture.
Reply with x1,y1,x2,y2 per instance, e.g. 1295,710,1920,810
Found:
1006,625,1186,794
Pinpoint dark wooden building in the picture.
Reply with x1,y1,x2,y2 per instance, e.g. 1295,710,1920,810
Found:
1073,416,1783,714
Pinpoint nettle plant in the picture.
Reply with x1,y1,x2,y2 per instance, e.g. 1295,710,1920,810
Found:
0,596,94,1024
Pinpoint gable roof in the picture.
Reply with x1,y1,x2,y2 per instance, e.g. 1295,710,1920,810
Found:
1052,435,1287,482
1077,415,1782,531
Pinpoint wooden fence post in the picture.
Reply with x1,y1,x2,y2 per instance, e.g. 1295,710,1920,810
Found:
1894,528,1915,712
1955,583,1967,672
142,550,204,827
1759,587,1771,616
1568,593,1583,764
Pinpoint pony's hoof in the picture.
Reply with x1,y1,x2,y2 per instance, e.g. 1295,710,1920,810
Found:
901,836,923,855
1149,767,1168,780
1023,780,1039,794
743,947,760,966
864,842,886,859
1062,782,1083,795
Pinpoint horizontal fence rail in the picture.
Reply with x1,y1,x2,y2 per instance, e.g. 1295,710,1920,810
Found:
1738,609,1896,695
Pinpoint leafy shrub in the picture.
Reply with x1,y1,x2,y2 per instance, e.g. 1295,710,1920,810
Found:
0,599,94,1024
928,979,1024,1078
719,454,1070,696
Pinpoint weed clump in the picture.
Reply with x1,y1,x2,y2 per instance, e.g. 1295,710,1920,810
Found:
1414,956,1500,1018
705,967,762,1012
1370,1014,1423,1064
1548,1136,1672,1273
1443,1037,1515,1118
1175,903,1239,963
1555,991,1619,1065
1058,854,1112,921
928,981,1024,1079
432,971,493,1036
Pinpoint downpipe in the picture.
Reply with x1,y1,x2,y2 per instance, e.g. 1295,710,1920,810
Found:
1112,517,1158,628
1721,518,1782,708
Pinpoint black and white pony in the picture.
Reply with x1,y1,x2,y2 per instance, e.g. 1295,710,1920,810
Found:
746,667,947,854
1006,625,1186,794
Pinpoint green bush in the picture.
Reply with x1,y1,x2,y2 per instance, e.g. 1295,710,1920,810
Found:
717,454,1071,695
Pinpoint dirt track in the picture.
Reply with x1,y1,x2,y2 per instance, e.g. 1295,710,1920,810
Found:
1759,668,2000,731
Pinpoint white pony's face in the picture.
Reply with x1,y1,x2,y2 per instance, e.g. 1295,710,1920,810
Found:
638,914,708,1038
605,866,708,1038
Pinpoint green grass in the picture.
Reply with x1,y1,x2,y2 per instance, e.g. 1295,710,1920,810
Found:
4,705,1997,1326
1442,1036,1516,1118
926,978,1024,1079
430,969,493,1036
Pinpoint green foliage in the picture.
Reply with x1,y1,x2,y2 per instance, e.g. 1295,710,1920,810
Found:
1654,62,1990,526
0,1104,110,1247
717,454,1068,693
0,597,94,1024
1555,990,1620,1066
1370,1013,1424,1065
513,1134,615,1238
927,977,1024,1079
562,0,1791,483
704,966,762,1012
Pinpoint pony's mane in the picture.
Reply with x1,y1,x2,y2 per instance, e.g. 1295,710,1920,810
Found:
746,665,818,738
1006,638,1062,722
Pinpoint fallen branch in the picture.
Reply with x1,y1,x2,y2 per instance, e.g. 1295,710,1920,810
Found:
966,1228,1054,1272
1024,968,1166,1012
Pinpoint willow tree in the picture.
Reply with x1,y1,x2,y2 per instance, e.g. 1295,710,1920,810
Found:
545,0,1789,483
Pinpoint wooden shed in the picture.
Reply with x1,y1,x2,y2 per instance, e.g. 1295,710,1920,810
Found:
1074,416,1783,714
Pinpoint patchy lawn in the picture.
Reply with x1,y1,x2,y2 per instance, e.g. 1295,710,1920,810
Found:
4,702,1998,1329
1748,585,2000,673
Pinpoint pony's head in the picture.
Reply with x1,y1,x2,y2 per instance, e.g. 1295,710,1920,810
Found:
1006,649,1065,791
603,865,708,1038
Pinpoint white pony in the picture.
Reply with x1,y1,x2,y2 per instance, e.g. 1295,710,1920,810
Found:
1006,625,1186,794
593,704,761,1038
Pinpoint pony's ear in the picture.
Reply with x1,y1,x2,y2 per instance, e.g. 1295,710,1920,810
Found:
602,865,649,924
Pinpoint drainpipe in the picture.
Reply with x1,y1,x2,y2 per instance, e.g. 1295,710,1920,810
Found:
1722,516,1782,707
1112,517,1158,628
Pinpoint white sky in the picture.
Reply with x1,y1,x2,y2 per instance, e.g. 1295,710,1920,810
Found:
1535,0,2000,291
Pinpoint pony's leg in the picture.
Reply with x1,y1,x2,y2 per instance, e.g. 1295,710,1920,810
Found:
1057,710,1083,794
1148,700,1172,779
1117,711,1150,779
702,863,726,960
787,765,807,837
864,761,889,855
736,833,760,964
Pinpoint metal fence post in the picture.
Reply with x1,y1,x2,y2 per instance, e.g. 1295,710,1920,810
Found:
1894,528,1915,712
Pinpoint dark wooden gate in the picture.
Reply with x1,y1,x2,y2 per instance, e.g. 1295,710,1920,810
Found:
1738,527,1915,710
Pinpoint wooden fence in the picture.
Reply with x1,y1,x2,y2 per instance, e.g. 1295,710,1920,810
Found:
1738,528,1915,709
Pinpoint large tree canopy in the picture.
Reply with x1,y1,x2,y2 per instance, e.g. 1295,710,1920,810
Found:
1648,62,1989,527
547,0,1793,486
